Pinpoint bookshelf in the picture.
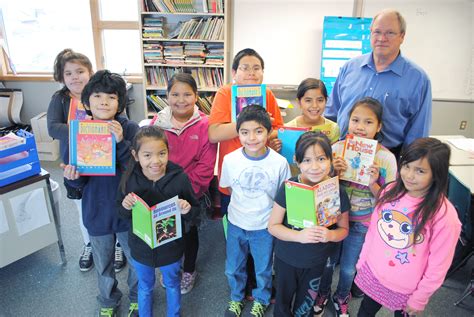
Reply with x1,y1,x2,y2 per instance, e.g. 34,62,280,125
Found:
138,0,231,118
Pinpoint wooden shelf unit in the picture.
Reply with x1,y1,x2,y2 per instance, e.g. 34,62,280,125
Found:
138,0,231,118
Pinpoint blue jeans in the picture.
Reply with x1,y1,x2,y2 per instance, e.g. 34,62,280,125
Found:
319,222,368,299
133,258,181,317
225,221,274,305
89,231,138,308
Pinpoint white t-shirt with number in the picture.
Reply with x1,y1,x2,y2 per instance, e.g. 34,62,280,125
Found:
220,147,291,230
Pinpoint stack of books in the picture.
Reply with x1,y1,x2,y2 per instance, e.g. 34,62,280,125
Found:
185,43,206,65
142,17,164,39
143,43,164,64
163,42,185,64
205,43,224,65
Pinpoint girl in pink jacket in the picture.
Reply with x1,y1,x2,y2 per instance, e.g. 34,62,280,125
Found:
355,137,461,316
152,73,217,294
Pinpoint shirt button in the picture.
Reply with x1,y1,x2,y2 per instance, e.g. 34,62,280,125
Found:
370,87,373,90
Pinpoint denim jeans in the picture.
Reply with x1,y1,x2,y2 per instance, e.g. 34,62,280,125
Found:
133,258,181,317
319,222,368,298
89,231,138,308
225,221,274,305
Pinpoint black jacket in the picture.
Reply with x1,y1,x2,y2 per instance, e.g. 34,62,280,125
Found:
117,161,199,267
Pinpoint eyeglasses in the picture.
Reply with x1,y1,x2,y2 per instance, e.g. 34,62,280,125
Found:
237,65,263,73
371,30,400,39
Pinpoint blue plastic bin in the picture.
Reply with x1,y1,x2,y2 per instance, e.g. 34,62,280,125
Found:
0,130,41,187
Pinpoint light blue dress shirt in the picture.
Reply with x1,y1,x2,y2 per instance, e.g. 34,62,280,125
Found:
325,52,432,148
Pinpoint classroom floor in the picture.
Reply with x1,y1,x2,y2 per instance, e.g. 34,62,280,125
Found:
1,160,473,316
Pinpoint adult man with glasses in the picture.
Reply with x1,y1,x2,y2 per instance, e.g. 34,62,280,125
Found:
325,9,432,160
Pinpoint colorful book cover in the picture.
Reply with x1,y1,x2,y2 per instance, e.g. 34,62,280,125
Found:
231,84,267,122
67,98,90,123
0,132,26,151
131,194,182,249
340,134,377,186
278,126,310,164
69,120,116,176
285,176,341,228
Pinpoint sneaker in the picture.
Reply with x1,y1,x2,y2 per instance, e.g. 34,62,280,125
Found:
249,301,268,317
313,293,329,316
332,294,351,317
181,271,197,294
224,300,244,317
114,242,126,273
98,307,117,317
128,302,139,317
79,243,93,272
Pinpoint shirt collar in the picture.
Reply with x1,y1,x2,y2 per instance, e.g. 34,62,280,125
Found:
362,52,405,77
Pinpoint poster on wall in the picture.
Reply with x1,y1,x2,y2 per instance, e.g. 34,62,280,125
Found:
321,16,372,94
10,187,50,236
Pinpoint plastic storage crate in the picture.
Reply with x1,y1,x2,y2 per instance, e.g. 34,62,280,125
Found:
0,130,41,187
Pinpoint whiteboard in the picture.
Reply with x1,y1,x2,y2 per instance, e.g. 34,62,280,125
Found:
232,0,353,86
363,0,473,100
232,0,474,100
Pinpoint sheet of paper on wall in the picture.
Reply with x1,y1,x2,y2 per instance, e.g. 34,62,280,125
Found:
448,138,474,152
0,202,9,234
10,187,51,236
276,98,293,109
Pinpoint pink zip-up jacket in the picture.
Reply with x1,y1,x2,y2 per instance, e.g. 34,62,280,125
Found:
356,185,461,311
153,106,217,198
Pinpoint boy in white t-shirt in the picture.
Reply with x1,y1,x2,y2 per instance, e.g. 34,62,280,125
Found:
220,105,291,317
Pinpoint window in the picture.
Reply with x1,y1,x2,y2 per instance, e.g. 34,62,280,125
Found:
0,0,95,73
0,0,140,76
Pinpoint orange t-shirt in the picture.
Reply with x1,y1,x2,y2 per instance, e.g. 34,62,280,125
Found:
209,84,283,194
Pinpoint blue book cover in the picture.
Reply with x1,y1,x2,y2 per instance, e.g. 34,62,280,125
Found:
278,126,310,164
231,84,267,122
69,120,116,176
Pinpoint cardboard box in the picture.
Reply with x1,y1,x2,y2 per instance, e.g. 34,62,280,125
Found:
31,112,53,142
36,140,59,161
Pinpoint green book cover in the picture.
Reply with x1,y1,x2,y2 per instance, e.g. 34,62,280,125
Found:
285,176,341,228
131,194,182,249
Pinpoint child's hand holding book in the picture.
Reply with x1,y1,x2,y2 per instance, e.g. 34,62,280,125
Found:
177,199,191,215
332,156,347,174
62,164,80,180
122,193,138,210
298,226,331,244
108,120,124,143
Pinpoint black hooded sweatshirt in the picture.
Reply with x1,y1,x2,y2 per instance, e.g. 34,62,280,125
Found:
117,161,199,267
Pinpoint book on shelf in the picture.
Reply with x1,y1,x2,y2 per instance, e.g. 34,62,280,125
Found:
67,98,90,122
132,194,182,248
285,176,341,229
340,134,377,186
277,126,310,164
231,84,267,122
69,120,116,176
0,132,26,151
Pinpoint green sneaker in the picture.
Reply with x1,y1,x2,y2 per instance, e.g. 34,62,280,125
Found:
128,302,139,317
250,301,268,317
98,307,117,317
224,300,244,317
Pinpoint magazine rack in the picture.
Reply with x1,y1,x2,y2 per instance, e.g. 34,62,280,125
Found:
0,130,41,187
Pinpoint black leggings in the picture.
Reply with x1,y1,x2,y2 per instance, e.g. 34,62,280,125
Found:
357,294,408,317
183,225,199,273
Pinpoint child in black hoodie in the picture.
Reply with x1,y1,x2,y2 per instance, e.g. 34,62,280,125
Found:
118,125,199,317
